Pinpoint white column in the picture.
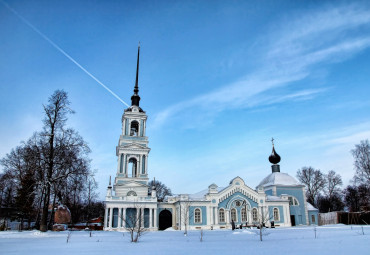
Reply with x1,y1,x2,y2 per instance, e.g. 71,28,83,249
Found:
117,154,121,173
140,155,143,175
259,206,264,224
109,207,113,228
136,209,140,227
145,155,148,174
172,210,176,228
124,156,128,177
141,208,144,227
118,208,122,228
154,209,157,228
122,208,126,228
215,207,219,225
104,207,108,228
149,208,153,228
122,118,126,135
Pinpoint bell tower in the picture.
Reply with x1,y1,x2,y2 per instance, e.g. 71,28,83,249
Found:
113,43,151,198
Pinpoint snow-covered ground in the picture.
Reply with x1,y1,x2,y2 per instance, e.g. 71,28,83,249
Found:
1,225,369,255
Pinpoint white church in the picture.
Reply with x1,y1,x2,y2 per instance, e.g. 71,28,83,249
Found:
104,46,319,231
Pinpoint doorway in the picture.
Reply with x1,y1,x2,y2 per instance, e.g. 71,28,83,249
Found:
290,215,296,226
158,209,172,230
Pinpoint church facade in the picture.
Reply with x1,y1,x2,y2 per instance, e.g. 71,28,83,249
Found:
104,46,319,231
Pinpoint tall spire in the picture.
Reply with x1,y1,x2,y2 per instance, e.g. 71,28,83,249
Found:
131,42,141,106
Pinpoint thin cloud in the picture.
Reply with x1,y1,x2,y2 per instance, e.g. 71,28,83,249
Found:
267,4,370,58
152,3,370,129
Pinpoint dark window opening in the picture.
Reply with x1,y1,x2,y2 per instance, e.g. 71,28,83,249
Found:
128,158,138,177
130,121,139,136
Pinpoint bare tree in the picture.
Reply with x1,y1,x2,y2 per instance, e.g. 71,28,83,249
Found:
351,140,370,185
317,193,344,213
0,172,16,229
255,206,272,241
120,204,147,242
38,91,92,232
40,90,74,232
178,197,193,235
344,184,370,212
326,170,343,199
0,90,93,230
148,179,172,202
297,167,327,207
316,170,344,212
343,185,361,212
0,139,43,230
84,174,98,225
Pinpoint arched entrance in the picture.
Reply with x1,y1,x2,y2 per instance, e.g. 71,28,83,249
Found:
158,209,172,230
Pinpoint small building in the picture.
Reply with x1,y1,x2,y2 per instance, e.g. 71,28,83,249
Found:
104,46,319,231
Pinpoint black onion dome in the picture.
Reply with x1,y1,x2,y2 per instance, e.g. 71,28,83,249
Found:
269,146,281,164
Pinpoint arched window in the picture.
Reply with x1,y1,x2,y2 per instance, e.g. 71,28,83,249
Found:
252,208,258,222
194,208,201,223
288,196,299,206
294,198,299,205
219,209,225,223
241,208,247,222
128,158,137,177
130,121,139,136
311,215,316,223
127,191,137,196
273,208,279,221
231,208,237,222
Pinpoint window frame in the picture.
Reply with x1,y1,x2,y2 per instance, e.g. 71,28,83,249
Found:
288,196,299,206
130,120,139,136
194,208,202,224
128,157,138,177
273,207,280,221
252,208,258,222
241,208,247,222
219,208,225,223
231,208,237,222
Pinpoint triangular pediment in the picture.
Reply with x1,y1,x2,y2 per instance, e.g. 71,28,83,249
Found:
214,177,260,204
122,143,147,149
123,180,149,188
229,176,245,185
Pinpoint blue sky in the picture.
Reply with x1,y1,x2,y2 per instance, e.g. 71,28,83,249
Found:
1,0,370,200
